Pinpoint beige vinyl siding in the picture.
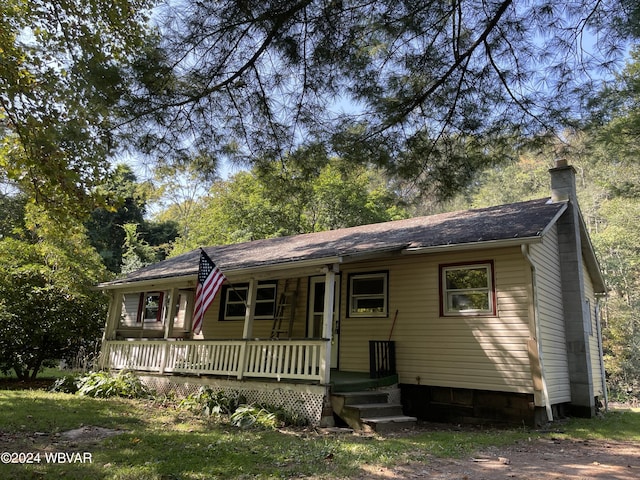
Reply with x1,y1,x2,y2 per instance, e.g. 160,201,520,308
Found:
583,261,604,397
529,225,572,404
200,278,309,339
117,291,166,338
121,293,140,326
339,247,535,394
289,278,309,338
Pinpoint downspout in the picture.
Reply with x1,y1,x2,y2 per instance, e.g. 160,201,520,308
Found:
595,297,609,412
521,244,554,422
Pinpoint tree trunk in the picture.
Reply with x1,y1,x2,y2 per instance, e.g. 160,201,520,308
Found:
13,366,26,381
29,359,43,380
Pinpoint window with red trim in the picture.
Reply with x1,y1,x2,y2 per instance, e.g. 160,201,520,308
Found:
137,292,164,323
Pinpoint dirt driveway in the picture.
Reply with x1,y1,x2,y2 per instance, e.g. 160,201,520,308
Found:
361,435,640,479
5,424,638,479
1,378,638,479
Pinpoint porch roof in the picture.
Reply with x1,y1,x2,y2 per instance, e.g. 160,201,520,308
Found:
100,198,567,288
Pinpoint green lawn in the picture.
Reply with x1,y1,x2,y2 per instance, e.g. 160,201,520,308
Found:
0,388,638,479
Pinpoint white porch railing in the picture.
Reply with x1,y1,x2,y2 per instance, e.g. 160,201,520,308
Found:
101,339,327,382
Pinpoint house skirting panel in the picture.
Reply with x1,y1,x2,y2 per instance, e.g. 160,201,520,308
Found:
400,384,549,427
138,374,327,425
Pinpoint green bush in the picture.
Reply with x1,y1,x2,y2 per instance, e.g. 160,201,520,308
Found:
257,403,309,427
76,370,152,398
178,387,309,428
229,403,309,429
49,374,81,394
230,405,278,429
179,386,244,416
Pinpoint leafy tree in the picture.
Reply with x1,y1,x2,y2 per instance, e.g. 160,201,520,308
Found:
310,160,407,230
467,154,553,208
126,0,636,198
86,164,179,273
593,198,640,399
169,156,409,254
171,171,297,253
0,206,108,379
0,0,154,217
591,46,640,153
120,222,160,274
150,156,219,245
0,192,26,240
86,165,147,272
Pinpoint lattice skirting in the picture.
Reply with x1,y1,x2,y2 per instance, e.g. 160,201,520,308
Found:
138,374,327,425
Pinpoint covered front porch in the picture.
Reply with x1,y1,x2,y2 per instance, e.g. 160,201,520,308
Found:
99,336,399,428
100,338,329,382
99,338,397,386
99,256,402,428
100,262,346,385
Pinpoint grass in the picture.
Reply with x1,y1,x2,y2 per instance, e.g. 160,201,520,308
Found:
0,388,638,479
550,405,640,442
0,366,71,380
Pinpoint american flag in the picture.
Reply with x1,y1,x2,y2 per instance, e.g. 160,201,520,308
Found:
192,249,226,335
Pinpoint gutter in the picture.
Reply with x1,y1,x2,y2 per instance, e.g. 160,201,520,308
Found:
222,255,343,277
97,255,344,290
521,243,554,422
97,275,195,291
402,236,542,255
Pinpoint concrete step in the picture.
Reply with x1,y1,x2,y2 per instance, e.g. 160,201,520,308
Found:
331,387,416,433
332,391,388,406
361,415,418,433
344,402,404,418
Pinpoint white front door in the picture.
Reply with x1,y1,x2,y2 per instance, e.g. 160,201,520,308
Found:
308,275,340,368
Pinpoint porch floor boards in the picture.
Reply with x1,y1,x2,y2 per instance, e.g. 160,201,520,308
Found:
329,370,399,393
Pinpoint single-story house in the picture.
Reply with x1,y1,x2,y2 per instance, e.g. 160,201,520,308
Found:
98,160,607,429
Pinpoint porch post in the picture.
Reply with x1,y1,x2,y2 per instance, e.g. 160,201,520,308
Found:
242,279,258,339
321,264,338,385
164,288,179,339
103,291,123,341
99,291,122,369
238,278,258,379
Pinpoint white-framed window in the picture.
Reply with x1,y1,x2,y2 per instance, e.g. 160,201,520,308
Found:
221,282,277,320
440,262,495,316
348,272,388,317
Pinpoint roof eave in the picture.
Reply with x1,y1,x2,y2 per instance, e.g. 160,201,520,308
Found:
401,235,543,255
222,255,344,278
97,255,345,290
97,273,196,291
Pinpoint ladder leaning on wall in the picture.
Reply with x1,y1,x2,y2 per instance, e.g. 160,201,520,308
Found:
270,278,299,338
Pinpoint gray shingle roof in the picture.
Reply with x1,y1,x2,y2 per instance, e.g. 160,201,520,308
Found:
101,198,565,286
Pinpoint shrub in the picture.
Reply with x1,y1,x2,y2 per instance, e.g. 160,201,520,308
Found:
76,370,152,399
50,374,81,394
230,405,278,429
179,386,244,416
229,403,309,429
260,403,309,427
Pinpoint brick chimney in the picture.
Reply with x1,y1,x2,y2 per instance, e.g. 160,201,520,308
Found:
549,158,577,203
